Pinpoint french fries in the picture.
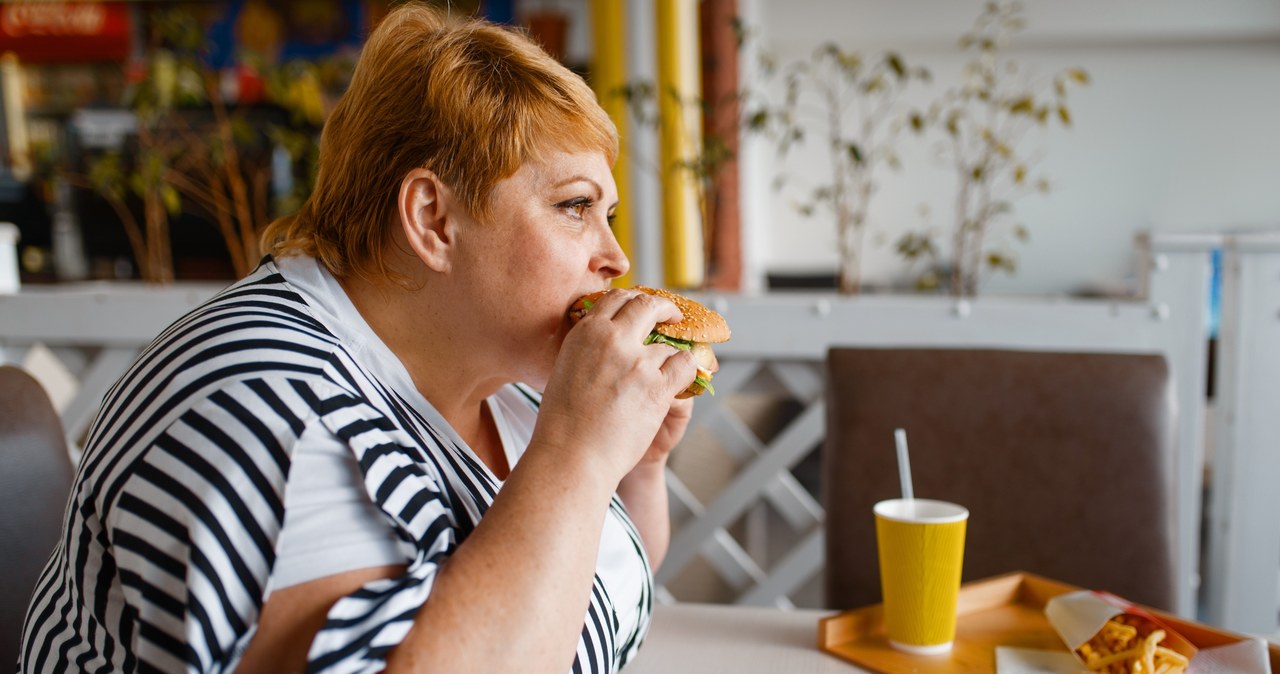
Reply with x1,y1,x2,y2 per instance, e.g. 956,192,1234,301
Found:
1075,614,1190,674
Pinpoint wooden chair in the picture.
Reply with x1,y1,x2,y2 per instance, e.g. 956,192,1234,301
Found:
0,366,73,668
823,348,1177,612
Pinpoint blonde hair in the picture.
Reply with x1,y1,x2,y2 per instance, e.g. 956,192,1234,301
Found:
261,3,618,281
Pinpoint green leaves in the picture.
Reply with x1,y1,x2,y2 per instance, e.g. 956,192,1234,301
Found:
161,185,181,216
229,117,256,147
985,251,1017,274
816,43,862,78
846,142,865,165
886,52,906,79
88,152,127,203
693,375,716,396
895,232,938,260
644,332,695,351
150,7,203,52
1008,96,1034,115
730,16,749,48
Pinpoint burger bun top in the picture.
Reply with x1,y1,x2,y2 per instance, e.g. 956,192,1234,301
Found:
570,286,729,344
636,286,730,344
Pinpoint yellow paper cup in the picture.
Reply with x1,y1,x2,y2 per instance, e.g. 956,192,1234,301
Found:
874,498,968,655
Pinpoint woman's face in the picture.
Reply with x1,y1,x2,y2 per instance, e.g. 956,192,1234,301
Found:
448,149,628,388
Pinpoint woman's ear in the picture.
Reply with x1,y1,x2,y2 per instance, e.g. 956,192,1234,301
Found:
399,168,454,272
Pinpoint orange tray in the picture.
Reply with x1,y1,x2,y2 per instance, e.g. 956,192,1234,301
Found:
817,571,1280,673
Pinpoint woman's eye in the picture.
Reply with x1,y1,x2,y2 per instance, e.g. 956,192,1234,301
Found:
556,197,593,220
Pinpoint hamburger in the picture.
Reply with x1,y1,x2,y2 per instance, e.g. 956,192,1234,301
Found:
569,286,730,398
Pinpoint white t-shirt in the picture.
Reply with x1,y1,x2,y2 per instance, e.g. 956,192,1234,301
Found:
270,254,649,644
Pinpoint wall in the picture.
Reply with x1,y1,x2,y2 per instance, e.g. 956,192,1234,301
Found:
739,0,1280,296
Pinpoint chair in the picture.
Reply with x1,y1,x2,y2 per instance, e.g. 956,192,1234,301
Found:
0,366,73,668
823,348,1177,612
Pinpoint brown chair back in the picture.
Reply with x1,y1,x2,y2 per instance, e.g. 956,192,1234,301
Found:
823,348,1177,611
0,366,73,668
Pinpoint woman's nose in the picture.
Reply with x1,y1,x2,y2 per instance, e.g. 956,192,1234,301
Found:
593,222,630,280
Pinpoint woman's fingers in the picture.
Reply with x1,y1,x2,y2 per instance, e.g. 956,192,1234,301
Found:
610,292,683,337
577,289,682,342
658,348,697,397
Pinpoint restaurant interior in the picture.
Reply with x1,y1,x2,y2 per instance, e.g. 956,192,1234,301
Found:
0,1,1277,672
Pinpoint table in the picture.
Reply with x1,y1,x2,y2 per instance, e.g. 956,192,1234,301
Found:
626,603,864,673
628,596,1280,674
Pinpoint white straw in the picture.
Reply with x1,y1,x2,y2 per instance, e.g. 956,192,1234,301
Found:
893,428,914,501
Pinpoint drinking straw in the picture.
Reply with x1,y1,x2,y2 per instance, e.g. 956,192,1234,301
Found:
893,428,914,501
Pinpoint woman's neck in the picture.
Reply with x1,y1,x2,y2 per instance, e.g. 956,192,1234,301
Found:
338,272,509,474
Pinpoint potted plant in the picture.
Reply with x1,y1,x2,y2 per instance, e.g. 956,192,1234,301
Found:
748,43,929,294
896,1,1088,296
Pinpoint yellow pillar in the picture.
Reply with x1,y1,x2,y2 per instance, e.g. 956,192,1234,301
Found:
1,53,31,182
588,0,635,288
655,0,704,288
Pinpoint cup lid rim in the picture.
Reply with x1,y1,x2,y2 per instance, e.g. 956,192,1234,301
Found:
874,498,969,523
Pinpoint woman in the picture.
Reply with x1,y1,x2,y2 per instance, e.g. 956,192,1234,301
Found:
20,5,696,673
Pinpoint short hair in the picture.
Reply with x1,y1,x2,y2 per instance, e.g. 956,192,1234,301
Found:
261,3,618,282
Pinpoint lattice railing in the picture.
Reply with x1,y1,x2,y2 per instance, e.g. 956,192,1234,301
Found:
658,359,826,608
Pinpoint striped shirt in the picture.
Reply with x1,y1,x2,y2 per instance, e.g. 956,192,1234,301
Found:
20,256,653,673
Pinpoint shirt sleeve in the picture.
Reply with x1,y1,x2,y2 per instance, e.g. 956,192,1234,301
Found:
105,377,313,673
300,387,460,673
270,419,406,592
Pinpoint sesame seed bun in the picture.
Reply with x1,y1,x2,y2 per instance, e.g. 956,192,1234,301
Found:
635,286,731,344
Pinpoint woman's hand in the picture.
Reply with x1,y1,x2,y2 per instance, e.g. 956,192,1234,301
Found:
534,289,697,485
637,397,693,468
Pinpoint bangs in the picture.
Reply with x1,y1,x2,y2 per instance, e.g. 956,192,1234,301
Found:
518,102,618,171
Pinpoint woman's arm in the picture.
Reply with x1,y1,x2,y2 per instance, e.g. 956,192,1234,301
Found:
615,397,693,567
237,565,407,674
616,460,672,567
386,445,624,673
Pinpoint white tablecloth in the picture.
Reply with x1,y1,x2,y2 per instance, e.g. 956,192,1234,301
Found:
625,603,866,673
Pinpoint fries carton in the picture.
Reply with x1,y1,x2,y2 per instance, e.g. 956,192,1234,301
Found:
1044,591,1271,674
1046,591,1196,673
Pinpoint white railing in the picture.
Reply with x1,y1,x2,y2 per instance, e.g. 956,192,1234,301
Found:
0,281,225,454
2,234,1276,631
1204,232,1280,636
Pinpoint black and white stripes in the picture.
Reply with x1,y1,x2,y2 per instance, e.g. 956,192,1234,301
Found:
19,259,652,673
